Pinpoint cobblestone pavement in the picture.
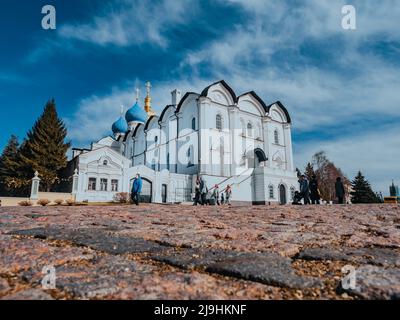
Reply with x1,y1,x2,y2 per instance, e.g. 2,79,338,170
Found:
0,204,399,300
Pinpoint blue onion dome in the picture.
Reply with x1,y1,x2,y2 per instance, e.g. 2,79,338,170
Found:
125,102,148,124
112,116,128,134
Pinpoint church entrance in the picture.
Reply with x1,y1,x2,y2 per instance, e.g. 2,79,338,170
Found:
141,178,152,203
279,184,287,205
247,148,268,168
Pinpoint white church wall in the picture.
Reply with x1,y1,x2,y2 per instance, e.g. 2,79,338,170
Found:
74,80,297,205
75,147,129,202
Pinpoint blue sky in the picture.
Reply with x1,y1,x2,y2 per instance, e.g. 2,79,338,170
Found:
0,0,399,193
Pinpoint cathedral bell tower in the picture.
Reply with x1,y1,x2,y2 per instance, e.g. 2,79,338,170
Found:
144,81,156,116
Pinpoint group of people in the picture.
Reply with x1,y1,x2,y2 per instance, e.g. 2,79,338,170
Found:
293,175,346,205
130,174,233,206
193,176,232,206
131,172,347,206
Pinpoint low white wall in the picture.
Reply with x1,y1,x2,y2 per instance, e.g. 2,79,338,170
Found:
0,192,74,207
0,197,30,207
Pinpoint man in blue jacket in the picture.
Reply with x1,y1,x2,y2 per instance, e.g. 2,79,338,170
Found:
131,174,143,206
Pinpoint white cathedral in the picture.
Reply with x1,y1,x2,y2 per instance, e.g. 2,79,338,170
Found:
71,80,298,205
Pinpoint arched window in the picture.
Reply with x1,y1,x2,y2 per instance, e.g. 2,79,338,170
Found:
191,117,196,131
216,114,222,130
269,185,275,199
187,146,194,167
274,130,279,144
247,122,253,137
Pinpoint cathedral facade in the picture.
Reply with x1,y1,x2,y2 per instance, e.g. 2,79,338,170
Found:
71,80,298,204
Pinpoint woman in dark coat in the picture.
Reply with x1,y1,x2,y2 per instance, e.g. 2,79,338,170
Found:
335,177,345,204
309,175,320,204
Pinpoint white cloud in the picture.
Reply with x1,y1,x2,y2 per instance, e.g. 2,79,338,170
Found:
59,0,195,48
183,0,400,131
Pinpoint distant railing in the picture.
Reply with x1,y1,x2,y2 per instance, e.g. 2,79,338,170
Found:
174,188,192,203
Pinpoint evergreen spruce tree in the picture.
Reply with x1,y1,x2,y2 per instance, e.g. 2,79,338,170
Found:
0,135,20,195
350,171,380,203
17,99,70,192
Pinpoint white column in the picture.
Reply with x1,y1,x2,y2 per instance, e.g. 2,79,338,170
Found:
198,97,211,175
228,105,239,176
30,171,40,200
72,169,79,194
283,123,294,171
263,117,272,168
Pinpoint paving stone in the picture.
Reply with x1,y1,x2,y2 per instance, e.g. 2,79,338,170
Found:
298,247,400,267
0,278,11,294
10,227,169,255
153,248,322,289
152,248,238,269
1,289,54,300
206,253,322,289
340,265,400,300
1,204,400,299
0,237,95,274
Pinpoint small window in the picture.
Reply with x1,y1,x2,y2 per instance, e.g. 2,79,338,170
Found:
151,161,156,171
88,178,96,191
274,130,279,144
103,160,108,166
187,146,194,167
111,179,118,192
269,185,274,199
154,136,158,144
216,114,222,130
100,178,108,191
191,117,196,130
247,122,253,137
167,153,170,170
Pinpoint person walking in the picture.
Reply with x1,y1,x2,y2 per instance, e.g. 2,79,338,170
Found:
211,185,220,206
309,175,320,205
225,185,232,205
299,175,310,205
193,178,201,206
335,177,345,204
131,174,143,206
199,176,208,205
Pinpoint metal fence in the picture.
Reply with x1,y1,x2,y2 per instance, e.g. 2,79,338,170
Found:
173,188,192,203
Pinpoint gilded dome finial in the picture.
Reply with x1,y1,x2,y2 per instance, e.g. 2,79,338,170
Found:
144,81,156,116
